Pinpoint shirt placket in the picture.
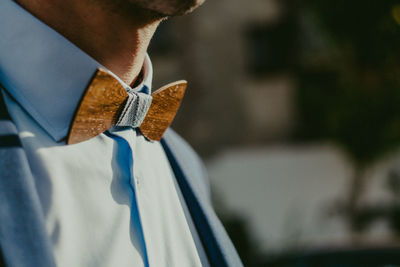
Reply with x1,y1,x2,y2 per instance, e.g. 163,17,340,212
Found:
105,129,150,267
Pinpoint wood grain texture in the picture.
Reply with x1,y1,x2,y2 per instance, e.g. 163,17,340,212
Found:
139,81,187,141
67,67,187,145
67,69,128,145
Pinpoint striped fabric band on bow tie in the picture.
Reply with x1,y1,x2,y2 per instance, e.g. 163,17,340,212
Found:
66,68,187,145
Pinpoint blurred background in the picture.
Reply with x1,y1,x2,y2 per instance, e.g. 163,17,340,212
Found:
149,0,400,265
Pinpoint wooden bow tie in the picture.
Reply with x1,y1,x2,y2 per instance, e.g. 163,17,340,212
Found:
67,69,186,145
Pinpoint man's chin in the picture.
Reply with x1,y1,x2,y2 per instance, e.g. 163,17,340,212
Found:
131,0,205,16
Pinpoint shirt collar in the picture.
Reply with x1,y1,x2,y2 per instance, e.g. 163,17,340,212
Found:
0,0,153,142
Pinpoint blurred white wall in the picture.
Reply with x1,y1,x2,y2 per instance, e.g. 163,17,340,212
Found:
207,144,400,252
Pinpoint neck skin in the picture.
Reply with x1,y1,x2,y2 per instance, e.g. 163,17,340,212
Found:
15,0,163,85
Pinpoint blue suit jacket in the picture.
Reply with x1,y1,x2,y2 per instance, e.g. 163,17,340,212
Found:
0,93,242,267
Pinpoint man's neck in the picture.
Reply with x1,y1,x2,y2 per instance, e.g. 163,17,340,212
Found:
15,0,162,85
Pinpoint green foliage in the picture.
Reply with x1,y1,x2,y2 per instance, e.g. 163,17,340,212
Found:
296,0,400,164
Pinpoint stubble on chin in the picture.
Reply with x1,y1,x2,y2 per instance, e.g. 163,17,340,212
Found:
90,0,204,19
124,0,205,16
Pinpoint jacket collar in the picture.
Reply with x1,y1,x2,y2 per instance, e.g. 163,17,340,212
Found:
0,0,152,142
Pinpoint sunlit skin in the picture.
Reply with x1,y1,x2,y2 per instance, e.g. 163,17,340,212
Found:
15,0,165,86
128,0,205,16
15,0,204,86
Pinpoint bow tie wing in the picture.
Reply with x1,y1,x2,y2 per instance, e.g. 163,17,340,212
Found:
67,69,128,145
139,80,187,141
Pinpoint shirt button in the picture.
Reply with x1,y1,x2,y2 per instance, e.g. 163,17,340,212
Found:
133,176,140,189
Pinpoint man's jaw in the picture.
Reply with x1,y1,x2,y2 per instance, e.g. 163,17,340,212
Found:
128,0,205,16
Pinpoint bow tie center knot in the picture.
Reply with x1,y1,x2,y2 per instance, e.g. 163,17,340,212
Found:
115,91,152,128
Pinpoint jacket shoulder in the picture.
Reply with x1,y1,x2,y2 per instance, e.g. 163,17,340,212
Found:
162,129,212,202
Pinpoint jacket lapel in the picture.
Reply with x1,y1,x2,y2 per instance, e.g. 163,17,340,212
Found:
0,90,56,267
161,130,243,267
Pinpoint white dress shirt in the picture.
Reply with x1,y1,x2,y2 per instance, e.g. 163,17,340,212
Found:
0,0,209,266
